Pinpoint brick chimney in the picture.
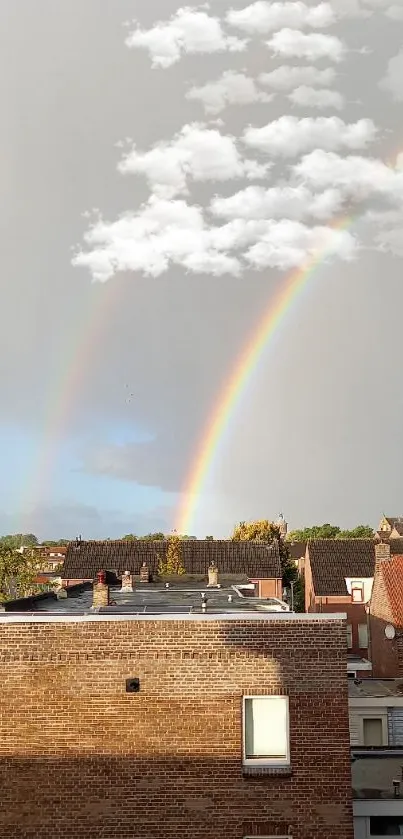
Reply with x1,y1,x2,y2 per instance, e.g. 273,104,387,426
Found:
207,562,218,587
121,570,133,592
375,542,391,562
140,562,150,584
92,570,109,608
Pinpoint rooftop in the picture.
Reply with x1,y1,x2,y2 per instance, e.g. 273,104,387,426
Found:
62,539,282,581
373,554,403,627
307,539,375,596
0,579,346,623
348,678,403,698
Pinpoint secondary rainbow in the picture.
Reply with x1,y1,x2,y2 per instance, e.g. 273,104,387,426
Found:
175,215,354,535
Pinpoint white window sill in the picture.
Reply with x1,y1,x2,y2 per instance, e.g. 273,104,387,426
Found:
242,762,292,776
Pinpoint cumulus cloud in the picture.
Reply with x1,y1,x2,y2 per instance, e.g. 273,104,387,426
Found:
125,7,247,68
243,116,376,157
245,221,357,269
118,123,271,197
379,49,403,100
258,65,336,90
267,29,345,61
226,1,335,33
73,194,356,283
288,86,344,109
186,71,274,114
366,209,403,256
293,149,403,202
210,184,344,221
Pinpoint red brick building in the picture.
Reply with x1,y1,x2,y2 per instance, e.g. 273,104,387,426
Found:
368,544,403,678
62,539,284,599
0,584,353,839
304,540,377,673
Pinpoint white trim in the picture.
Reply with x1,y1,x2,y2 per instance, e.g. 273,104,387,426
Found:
242,695,290,769
347,660,372,672
350,697,403,708
354,800,403,817
0,611,348,624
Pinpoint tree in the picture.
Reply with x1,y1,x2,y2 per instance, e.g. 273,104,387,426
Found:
157,534,186,576
287,524,374,541
0,533,38,549
205,535,214,540
0,544,37,602
232,519,297,587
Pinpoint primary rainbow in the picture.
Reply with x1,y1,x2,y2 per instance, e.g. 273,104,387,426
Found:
175,215,354,535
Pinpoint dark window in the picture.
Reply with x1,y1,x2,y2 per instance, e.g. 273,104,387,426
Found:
370,815,403,834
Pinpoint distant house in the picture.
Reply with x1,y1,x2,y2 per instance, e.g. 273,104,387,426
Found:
62,539,283,599
349,677,403,837
368,544,403,679
286,540,307,573
304,539,377,676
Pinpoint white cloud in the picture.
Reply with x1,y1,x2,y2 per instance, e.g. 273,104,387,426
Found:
288,86,344,109
366,209,403,256
210,184,344,221
293,150,403,202
73,195,356,283
118,123,271,197
386,5,403,20
379,49,403,100
125,7,247,68
258,65,336,90
226,1,335,34
267,29,345,61
245,220,357,269
243,116,376,157
186,71,273,114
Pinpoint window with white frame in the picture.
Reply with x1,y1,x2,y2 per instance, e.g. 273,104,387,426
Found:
358,622,368,648
243,696,290,767
347,624,353,648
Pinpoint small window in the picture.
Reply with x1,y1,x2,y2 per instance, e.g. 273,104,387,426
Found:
352,584,364,602
370,815,403,834
243,696,290,767
347,624,353,648
363,717,383,746
358,623,368,648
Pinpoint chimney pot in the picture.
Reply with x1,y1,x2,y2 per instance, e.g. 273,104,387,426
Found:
121,570,133,592
93,570,109,608
207,562,218,588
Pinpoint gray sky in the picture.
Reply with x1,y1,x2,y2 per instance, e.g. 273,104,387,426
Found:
1,0,403,539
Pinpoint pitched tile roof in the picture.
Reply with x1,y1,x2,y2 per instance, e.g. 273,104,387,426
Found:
62,539,282,581
375,555,403,627
392,522,403,537
307,539,375,597
286,541,306,560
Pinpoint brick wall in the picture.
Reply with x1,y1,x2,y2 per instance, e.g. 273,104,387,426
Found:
0,616,354,839
369,561,399,678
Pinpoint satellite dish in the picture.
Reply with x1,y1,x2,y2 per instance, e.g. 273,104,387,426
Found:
385,624,396,640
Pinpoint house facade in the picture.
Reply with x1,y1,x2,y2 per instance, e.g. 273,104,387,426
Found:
304,539,379,676
369,547,403,678
0,579,354,839
349,678,403,838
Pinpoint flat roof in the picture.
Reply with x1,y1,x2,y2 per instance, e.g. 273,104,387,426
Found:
0,581,347,623
349,678,403,698
352,753,403,799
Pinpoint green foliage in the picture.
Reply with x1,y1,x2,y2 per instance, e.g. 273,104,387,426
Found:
0,545,37,602
287,523,374,541
205,535,214,540
157,535,186,576
41,539,69,546
0,533,38,549
232,519,297,587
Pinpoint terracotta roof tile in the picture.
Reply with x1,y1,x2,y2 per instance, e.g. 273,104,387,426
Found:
63,539,282,581
377,555,403,627
308,539,375,597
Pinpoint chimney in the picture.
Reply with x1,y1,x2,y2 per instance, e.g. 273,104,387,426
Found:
92,570,109,608
375,542,391,562
140,561,150,584
207,562,218,588
121,570,133,592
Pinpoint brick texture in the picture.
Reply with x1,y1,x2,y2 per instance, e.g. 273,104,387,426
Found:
0,617,354,839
